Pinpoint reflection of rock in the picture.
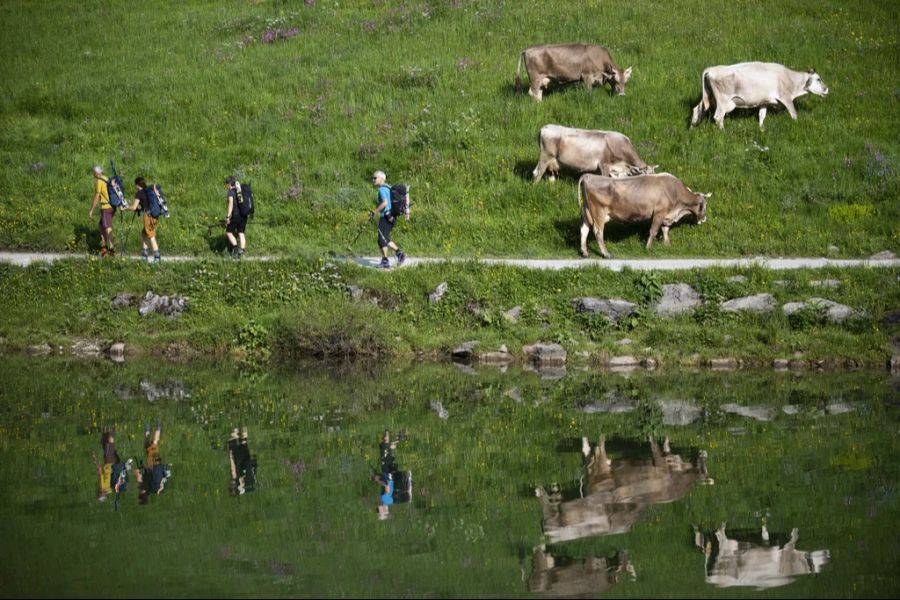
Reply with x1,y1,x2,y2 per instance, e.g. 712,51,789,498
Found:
659,399,702,426
109,343,125,362
721,403,777,421
529,545,631,597
451,341,478,360
696,525,829,589
26,343,53,355
523,342,567,366
114,380,191,402
525,363,567,380
71,340,102,357
577,392,637,414
430,400,449,420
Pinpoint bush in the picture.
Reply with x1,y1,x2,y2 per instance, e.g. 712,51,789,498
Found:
273,303,388,360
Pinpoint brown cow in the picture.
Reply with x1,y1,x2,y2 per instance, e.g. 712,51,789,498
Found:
532,125,656,182
695,524,830,589
577,173,710,258
529,545,634,597
536,435,711,544
515,43,632,101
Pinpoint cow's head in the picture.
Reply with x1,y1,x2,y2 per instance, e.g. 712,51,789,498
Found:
695,193,710,224
804,69,829,96
609,67,632,95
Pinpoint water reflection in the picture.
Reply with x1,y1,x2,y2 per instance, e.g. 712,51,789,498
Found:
536,435,711,543
91,429,132,506
528,545,634,597
695,524,830,589
227,427,257,495
374,429,412,520
135,422,171,504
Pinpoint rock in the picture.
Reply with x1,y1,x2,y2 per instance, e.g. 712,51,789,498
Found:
451,341,478,360
707,357,739,369
606,355,640,368
641,358,658,369
655,283,702,317
110,292,136,309
721,403,777,421
139,291,188,318
788,359,807,369
503,305,522,323
71,340,102,357
721,293,776,313
786,297,857,324
140,379,191,402
891,355,900,374
870,250,896,261
879,309,900,325
658,399,702,426
727,275,748,284
616,338,633,346
498,344,508,354
430,400,449,420
810,279,841,288
572,297,638,322
781,302,807,315
428,281,448,302
826,402,855,415
479,351,514,365
827,245,840,254
772,358,790,369
522,342,567,366
579,394,637,414
346,284,365,301
782,405,800,415
773,280,789,287
506,387,522,402
109,343,125,362
26,343,52,355
722,335,734,344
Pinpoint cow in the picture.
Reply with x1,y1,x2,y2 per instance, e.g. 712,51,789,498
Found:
535,435,711,544
515,43,632,101
690,62,829,129
532,125,656,182
577,173,710,258
529,545,634,597
695,524,830,589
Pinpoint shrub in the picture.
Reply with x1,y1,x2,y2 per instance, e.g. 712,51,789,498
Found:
273,303,388,360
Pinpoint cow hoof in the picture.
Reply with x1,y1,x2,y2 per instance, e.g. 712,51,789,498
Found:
579,251,589,259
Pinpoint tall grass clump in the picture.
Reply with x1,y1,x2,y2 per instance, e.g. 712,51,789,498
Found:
273,302,389,360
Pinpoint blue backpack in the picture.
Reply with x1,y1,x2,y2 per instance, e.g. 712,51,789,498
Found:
107,162,126,208
145,184,169,218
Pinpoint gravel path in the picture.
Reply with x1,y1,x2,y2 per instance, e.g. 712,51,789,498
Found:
1,251,897,270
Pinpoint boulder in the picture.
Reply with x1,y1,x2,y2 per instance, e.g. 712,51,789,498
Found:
870,250,896,261
71,340,102,357
879,309,900,325
139,291,188,318
430,400,449,420
721,403,777,421
707,357,739,369
616,338,633,346
26,343,53,355
428,282,448,302
479,351,514,365
522,342,567,366
720,293,776,313
110,292,136,309
727,275,748,284
606,355,640,368
772,358,790,369
451,341,478,360
503,305,522,323
109,343,126,362
655,283,702,317
572,297,638,322
658,399,702,426
783,298,857,323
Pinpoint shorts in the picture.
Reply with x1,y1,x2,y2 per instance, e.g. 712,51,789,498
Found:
377,215,394,248
227,216,247,234
99,208,115,230
143,213,158,238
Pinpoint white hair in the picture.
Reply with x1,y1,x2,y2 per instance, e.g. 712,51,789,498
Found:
373,170,386,180
92,165,103,175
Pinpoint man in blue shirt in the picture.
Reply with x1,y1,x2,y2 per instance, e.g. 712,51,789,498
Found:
368,170,406,269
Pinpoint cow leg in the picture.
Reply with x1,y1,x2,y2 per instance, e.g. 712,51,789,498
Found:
582,75,595,92
646,216,664,249
779,97,798,120
713,99,733,129
758,107,768,128
581,436,591,458
690,101,705,127
580,221,591,257
528,78,544,102
661,225,671,244
596,435,611,473
532,159,549,182
595,222,612,259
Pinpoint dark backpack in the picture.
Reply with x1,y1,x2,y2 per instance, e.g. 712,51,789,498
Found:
235,181,254,218
106,163,126,209
389,183,409,218
145,184,169,218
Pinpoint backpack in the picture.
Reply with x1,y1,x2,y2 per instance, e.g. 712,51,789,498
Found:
389,183,410,218
106,162,126,208
145,184,169,218
235,181,254,218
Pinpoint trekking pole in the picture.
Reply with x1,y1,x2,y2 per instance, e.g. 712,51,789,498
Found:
121,209,138,257
346,214,374,252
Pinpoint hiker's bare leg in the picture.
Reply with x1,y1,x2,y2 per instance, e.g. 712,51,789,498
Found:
226,232,238,248
238,233,246,250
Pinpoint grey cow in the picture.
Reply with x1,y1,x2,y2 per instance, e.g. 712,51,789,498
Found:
533,125,656,182
690,62,829,129
515,43,632,101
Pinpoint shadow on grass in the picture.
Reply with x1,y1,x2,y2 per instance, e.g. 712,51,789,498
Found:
553,217,648,257
73,223,101,253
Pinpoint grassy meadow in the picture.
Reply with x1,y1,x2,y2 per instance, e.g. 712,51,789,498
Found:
0,0,897,258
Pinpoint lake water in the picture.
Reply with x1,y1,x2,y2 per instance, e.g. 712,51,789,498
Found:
0,356,897,597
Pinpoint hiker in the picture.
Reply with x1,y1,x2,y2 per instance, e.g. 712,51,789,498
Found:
224,175,247,259
88,165,116,256
227,427,257,495
91,429,131,502
134,422,171,504
368,171,406,269
125,177,161,263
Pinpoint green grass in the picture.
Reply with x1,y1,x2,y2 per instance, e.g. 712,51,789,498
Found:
1,258,897,365
0,357,898,597
0,0,897,257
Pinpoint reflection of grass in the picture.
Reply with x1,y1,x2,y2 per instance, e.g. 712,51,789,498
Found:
0,358,898,596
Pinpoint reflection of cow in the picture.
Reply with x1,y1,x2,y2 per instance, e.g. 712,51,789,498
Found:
536,435,711,543
695,524,830,589
528,545,634,597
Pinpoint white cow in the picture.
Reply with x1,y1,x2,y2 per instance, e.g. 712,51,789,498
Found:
690,62,829,129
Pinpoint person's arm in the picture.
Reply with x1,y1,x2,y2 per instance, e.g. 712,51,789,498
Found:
91,451,103,476
226,195,234,223
89,191,100,217
369,188,389,217
126,194,141,212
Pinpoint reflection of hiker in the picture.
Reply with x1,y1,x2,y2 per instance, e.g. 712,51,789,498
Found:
125,177,161,263
91,430,131,503
134,422,171,504
228,427,258,495
88,165,116,256
373,429,412,519
224,176,247,260
368,171,406,269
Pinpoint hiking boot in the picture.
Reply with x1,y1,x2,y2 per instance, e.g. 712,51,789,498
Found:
107,248,116,257
99,247,108,257
396,250,406,266
153,254,160,263
379,257,390,269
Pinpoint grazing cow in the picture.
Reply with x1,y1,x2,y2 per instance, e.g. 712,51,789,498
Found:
578,173,710,258
533,125,656,182
515,43,632,101
690,62,829,129
535,435,711,544
695,524,830,589
529,546,634,597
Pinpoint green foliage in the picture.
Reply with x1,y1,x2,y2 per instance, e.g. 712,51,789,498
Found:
273,301,389,360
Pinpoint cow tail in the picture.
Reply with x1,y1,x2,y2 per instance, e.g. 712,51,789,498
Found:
577,175,592,227
701,70,711,111
515,53,524,95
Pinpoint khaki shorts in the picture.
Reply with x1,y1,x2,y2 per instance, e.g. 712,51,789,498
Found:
143,212,158,238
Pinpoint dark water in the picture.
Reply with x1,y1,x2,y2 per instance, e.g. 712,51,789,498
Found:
0,357,897,597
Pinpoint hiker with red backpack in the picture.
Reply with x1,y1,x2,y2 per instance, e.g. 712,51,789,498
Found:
368,170,409,269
